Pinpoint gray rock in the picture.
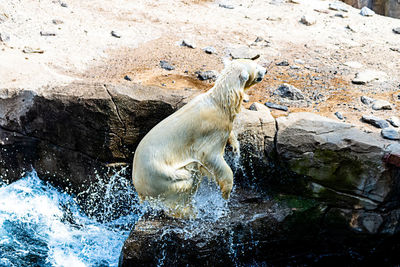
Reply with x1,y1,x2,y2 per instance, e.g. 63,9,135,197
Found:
335,13,349,18
381,128,400,140
52,19,64,25
124,75,132,81
195,70,218,81
300,15,316,26
372,99,392,110
230,46,260,60
254,36,264,42
352,70,386,84
265,102,288,111
334,111,344,120
159,60,175,71
60,2,68,7
22,47,44,54
361,95,375,105
393,28,400,34
276,112,396,206
0,32,10,42
360,213,383,234
290,65,300,70
181,39,196,49
111,31,121,38
273,83,305,100
329,2,349,12
360,6,375,16
219,3,234,9
249,102,270,112
40,31,56,36
387,116,400,127
362,115,390,128
243,93,250,103
276,60,289,66
294,59,305,65
203,46,216,54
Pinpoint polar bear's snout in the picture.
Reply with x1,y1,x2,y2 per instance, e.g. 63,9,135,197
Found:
255,66,267,82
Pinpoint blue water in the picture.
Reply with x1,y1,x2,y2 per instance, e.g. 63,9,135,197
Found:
0,169,142,267
0,168,231,267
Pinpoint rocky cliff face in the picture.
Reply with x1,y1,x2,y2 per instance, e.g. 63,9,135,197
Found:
342,0,400,18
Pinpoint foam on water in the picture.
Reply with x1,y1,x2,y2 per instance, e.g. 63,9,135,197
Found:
0,170,141,267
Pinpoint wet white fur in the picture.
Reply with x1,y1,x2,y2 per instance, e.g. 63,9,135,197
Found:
132,59,266,218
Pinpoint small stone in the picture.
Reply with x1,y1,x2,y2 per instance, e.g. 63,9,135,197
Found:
254,36,264,43
219,3,234,9
160,60,175,71
243,94,250,103
344,61,363,69
265,102,288,111
230,46,260,60
124,75,132,81
334,111,344,120
361,96,375,105
387,117,400,128
0,32,10,42
40,31,56,36
314,9,330,14
52,19,64,25
276,60,289,66
294,59,305,65
346,24,357,32
111,31,121,38
335,13,348,18
393,28,400,34
266,16,282,21
362,115,389,129
60,2,68,7
300,15,316,26
203,46,216,54
289,0,301,3
381,128,400,140
249,102,270,112
360,6,375,16
195,70,218,81
273,83,305,100
390,47,400,52
181,39,196,49
22,47,44,54
290,65,300,70
352,70,386,85
329,2,348,12
372,99,392,110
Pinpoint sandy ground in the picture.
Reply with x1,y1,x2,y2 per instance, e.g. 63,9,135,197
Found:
1,0,399,130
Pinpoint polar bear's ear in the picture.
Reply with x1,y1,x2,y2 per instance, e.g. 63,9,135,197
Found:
239,70,249,83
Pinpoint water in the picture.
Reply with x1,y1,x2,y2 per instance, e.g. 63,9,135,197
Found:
0,166,232,267
0,169,142,267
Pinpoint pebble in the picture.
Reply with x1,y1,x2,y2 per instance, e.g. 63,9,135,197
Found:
387,117,400,128
276,60,289,66
273,83,305,100
124,75,132,81
334,111,344,120
243,94,250,103
362,115,389,128
22,47,44,54
181,39,196,49
381,128,400,140
52,19,64,25
203,46,216,54
361,95,375,105
195,70,218,81
346,24,357,33
294,59,305,65
372,99,392,110
249,102,269,111
393,28,400,34
344,61,363,69
352,70,386,85
40,31,56,36
219,3,234,9
60,2,68,7
254,36,264,42
230,46,260,60
265,102,288,111
300,15,316,26
290,65,300,70
329,2,348,12
111,31,121,38
159,60,175,71
335,13,348,18
360,6,375,16
0,32,10,42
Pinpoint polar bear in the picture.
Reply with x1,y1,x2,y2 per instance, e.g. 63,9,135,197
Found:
132,59,266,218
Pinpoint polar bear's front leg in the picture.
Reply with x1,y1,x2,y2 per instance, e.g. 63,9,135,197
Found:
228,131,240,154
204,156,233,200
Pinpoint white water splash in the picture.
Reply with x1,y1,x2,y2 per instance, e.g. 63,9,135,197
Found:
0,170,140,267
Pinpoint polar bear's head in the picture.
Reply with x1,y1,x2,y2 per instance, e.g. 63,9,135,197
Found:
210,59,267,117
235,59,267,90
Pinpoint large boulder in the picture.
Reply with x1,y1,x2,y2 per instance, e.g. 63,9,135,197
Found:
0,83,193,194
